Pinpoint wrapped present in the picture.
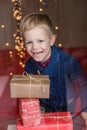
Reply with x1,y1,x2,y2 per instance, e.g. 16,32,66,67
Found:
17,112,73,130
10,74,50,98
19,98,41,127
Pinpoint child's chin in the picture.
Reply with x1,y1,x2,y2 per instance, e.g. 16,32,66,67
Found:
34,58,42,62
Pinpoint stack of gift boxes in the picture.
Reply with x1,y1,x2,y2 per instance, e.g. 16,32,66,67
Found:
10,74,73,130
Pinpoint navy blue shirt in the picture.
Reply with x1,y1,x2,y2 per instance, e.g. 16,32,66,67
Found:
24,45,87,113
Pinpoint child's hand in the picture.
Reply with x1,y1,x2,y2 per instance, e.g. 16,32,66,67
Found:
81,112,87,130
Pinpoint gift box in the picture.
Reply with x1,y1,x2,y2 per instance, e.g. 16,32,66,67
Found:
19,98,41,127
17,112,73,130
10,74,50,98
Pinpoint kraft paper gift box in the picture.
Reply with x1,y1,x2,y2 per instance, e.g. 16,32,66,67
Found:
19,98,41,127
10,74,50,98
17,112,73,130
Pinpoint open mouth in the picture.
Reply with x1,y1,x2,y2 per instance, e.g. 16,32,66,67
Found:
32,51,43,55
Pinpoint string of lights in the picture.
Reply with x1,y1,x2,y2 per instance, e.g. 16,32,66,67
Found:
38,0,48,13
11,0,25,68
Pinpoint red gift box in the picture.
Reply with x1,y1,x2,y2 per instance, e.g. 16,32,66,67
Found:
17,112,73,130
19,98,41,127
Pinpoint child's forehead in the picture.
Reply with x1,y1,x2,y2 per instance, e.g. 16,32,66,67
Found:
27,23,48,30
32,25,49,31
27,25,53,36
24,26,52,41
26,26,50,36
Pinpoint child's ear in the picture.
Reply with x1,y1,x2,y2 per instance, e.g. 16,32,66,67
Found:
50,34,57,46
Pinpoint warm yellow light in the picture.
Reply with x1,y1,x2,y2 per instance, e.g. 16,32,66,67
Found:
16,15,22,20
39,8,43,12
15,39,17,43
58,43,62,47
1,25,5,28
5,43,10,46
16,36,19,40
10,72,13,76
13,33,16,37
20,55,23,58
19,61,22,65
22,64,25,68
11,0,15,2
12,0,25,67
39,0,43,2
15,45,19,50
55,26,59,30
20,51,23,54
10,54,13,58
15,2,17,5
9,51,13,58
9,51,13,54
20,37,23,40
17,40,20,43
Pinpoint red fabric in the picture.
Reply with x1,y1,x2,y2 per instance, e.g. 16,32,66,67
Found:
37,57,51,68
17,112,73,130
63,47,87,73
0,76,18,117
0,49,29,75
0,75,10,97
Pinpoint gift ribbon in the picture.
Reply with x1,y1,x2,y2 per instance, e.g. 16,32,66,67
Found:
40,106,45,113
23,71,46,97
43,115,72,121
43,113,72,130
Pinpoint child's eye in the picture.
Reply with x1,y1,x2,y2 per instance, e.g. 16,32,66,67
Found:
39,40,44,43
25,41,32,44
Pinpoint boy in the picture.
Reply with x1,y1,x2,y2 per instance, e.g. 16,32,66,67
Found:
20,13,87,128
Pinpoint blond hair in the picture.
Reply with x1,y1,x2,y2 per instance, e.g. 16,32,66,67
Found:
20,13,54,37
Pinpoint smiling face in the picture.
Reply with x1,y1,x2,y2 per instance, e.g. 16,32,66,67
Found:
24,26,56,62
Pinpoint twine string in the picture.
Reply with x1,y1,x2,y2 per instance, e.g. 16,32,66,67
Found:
23,71,46,96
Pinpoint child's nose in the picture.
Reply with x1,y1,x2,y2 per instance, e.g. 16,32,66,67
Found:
32,43,38,49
